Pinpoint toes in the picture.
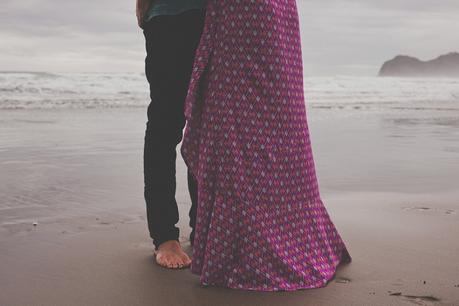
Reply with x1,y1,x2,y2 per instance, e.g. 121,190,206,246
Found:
180,254,192,266
155,251,191,269
171,255,187,268
165,257,174,268
171,258,180,268
176,258,185,268
163,260,171,268
165,255,178,268
156,255,169,268
162,258,171,268
181,256,190,267
157,255,175,268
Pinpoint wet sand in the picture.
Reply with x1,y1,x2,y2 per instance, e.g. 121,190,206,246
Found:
0,107,458,305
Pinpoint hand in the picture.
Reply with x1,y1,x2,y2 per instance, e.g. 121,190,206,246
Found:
136,0,152,29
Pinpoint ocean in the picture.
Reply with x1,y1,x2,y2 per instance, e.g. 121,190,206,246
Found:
1,71,458,250
1,72,458,118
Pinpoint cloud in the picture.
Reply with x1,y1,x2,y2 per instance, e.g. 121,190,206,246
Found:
0,0,458,75
297,0,459,75
0,0,145,72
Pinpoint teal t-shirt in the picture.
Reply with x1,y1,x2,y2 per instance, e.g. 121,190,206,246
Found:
145,0,206,22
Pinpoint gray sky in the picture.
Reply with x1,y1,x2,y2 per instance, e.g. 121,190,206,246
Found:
1,0,458,76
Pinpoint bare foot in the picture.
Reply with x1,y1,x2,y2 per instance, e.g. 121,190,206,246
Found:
153,240,191,269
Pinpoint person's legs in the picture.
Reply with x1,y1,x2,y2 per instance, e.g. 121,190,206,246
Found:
143,9,204,252
187,168,198,246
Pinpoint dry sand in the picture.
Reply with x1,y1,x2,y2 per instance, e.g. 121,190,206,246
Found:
0,108,458,306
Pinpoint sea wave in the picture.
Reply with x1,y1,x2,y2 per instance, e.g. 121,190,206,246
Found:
0,72,458,112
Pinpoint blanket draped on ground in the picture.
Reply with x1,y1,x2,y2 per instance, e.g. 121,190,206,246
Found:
180,0,352,291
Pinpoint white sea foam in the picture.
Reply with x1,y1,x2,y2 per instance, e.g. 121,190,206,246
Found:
0,72,148,109
0,72,458,113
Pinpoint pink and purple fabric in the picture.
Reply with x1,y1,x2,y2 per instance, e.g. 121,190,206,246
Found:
180,0,352,291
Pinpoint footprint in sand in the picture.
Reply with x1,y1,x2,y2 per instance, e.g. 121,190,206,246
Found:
335,277,351,284
389,291,440,305
402,206,456,215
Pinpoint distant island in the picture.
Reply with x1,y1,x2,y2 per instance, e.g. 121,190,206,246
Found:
379,52,459,77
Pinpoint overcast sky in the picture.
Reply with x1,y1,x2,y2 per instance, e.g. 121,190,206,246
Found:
1,0,458,76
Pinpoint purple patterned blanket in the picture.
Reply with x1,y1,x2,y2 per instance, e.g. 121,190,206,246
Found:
181,0,351,291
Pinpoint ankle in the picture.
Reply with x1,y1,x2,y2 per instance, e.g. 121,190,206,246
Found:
157,239,180,250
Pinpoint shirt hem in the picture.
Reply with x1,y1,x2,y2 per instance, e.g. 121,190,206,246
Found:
144,7,205,22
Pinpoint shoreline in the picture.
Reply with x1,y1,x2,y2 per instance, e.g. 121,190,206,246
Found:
0,107,458,305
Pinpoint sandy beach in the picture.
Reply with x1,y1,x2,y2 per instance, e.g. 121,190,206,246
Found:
1,104,458,305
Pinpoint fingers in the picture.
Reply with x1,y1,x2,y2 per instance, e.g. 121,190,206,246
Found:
136,0,150,29
136,13,145,29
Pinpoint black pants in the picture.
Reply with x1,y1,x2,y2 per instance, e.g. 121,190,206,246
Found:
142,9,205,251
